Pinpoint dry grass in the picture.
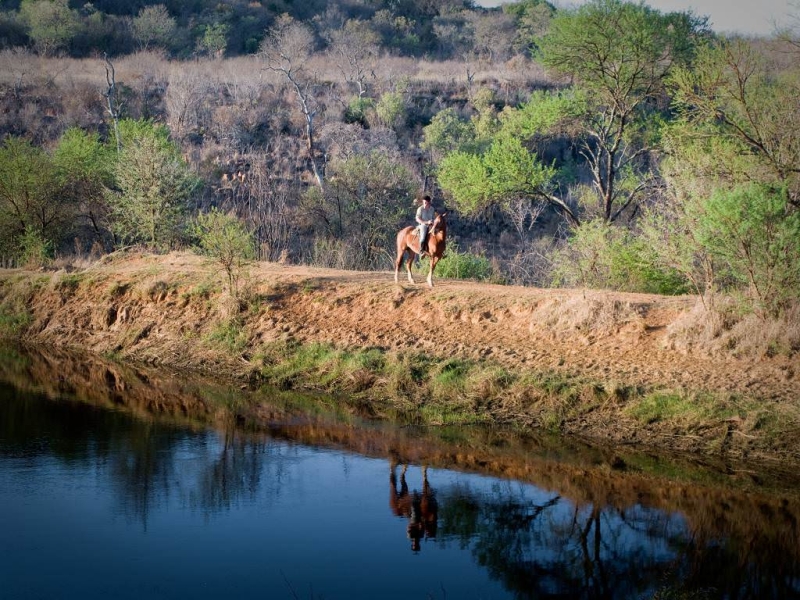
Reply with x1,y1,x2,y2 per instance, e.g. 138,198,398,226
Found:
531,292,647,336
665,297,800,359
0,49,553,97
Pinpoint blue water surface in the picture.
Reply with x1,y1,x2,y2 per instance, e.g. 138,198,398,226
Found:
1,377,798,600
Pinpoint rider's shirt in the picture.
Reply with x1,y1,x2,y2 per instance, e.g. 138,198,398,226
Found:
416,204,434,224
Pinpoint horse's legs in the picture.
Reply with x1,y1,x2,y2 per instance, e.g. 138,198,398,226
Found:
405,251,415,283
395,246,415,284
426,255,438,288
394,250,402,283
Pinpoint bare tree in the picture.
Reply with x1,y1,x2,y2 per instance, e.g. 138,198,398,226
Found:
504,197,546,249
0,48,31,99
103,53,122,154
165,71,207,141
778,1,800,53
328,19,380,99
466,11,516,63
259,16,325,191
216,159,295,262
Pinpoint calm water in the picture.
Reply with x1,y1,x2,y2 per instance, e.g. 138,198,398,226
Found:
1,350,799,599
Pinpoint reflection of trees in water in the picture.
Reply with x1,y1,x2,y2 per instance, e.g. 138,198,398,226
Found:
0,382,121,463
436,483,800,600
4,376,800,599
0,387,287,528
109,424,185,529
667,529,800,599
190,429,288,516
96,427,291,527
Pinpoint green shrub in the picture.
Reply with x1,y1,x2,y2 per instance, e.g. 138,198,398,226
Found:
192,208,255,299
19,226,53,269
375,92,406,129
433,241,498,282
343,97,375,126
109,121,199,250
696,185,800,317
551,219,689,294
421,108,476,156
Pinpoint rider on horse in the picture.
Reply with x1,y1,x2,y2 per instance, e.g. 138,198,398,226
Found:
415,194,435,258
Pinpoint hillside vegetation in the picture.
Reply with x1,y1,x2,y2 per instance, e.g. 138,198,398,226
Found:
0,1,798,375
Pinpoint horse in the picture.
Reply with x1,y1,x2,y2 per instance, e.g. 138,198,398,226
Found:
394,212,447,288
389,463,438,552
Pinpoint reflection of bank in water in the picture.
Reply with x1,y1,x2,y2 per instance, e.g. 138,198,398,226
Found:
390,462,438,552
5,344,800,584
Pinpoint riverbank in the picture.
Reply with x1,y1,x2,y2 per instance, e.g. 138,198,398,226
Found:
1,251,798,463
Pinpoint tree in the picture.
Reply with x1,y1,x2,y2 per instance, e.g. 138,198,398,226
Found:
435,2,705,230
669,38,800,207
503,0,555,55
696,185,800,317
434,90,580,226
537,0,707,222
192,208,254,300
165,71,207,141
651,37,800,314
199,22,229,58
0,136,66,259
375,91,406,130
259,15,325,190
777,0,800,53
439,132,558,213
301,150,416,269
19,0,79,56
327,19,380,99
107,121,198,249
420,107,477,159
132,4,176,51
52,128,114,243
465,11,516,63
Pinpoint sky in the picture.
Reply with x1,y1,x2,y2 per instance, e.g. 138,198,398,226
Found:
475,0,797,37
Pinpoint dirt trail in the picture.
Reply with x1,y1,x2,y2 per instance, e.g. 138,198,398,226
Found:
255,264,797,402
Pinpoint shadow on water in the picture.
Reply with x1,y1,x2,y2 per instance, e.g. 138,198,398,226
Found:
1,345,800,599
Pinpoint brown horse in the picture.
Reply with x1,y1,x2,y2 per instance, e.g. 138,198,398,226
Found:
394,212,447,288
389,463,438,552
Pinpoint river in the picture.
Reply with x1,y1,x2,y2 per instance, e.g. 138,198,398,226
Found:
1,347,799,599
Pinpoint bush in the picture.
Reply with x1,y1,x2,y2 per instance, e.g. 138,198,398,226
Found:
696,185,800,317
108,120,199,250
19,0,79,56
433,241,498,282
0,136,68,259
343,97,375,127
19,226,53,269
421,107,476,157
375,91,406,130
551,219,689,294
192,208,255,300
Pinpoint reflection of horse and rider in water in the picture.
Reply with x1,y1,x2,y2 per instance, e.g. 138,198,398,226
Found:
390,462,438,552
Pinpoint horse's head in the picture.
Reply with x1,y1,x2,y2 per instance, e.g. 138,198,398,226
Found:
432,212,447,234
